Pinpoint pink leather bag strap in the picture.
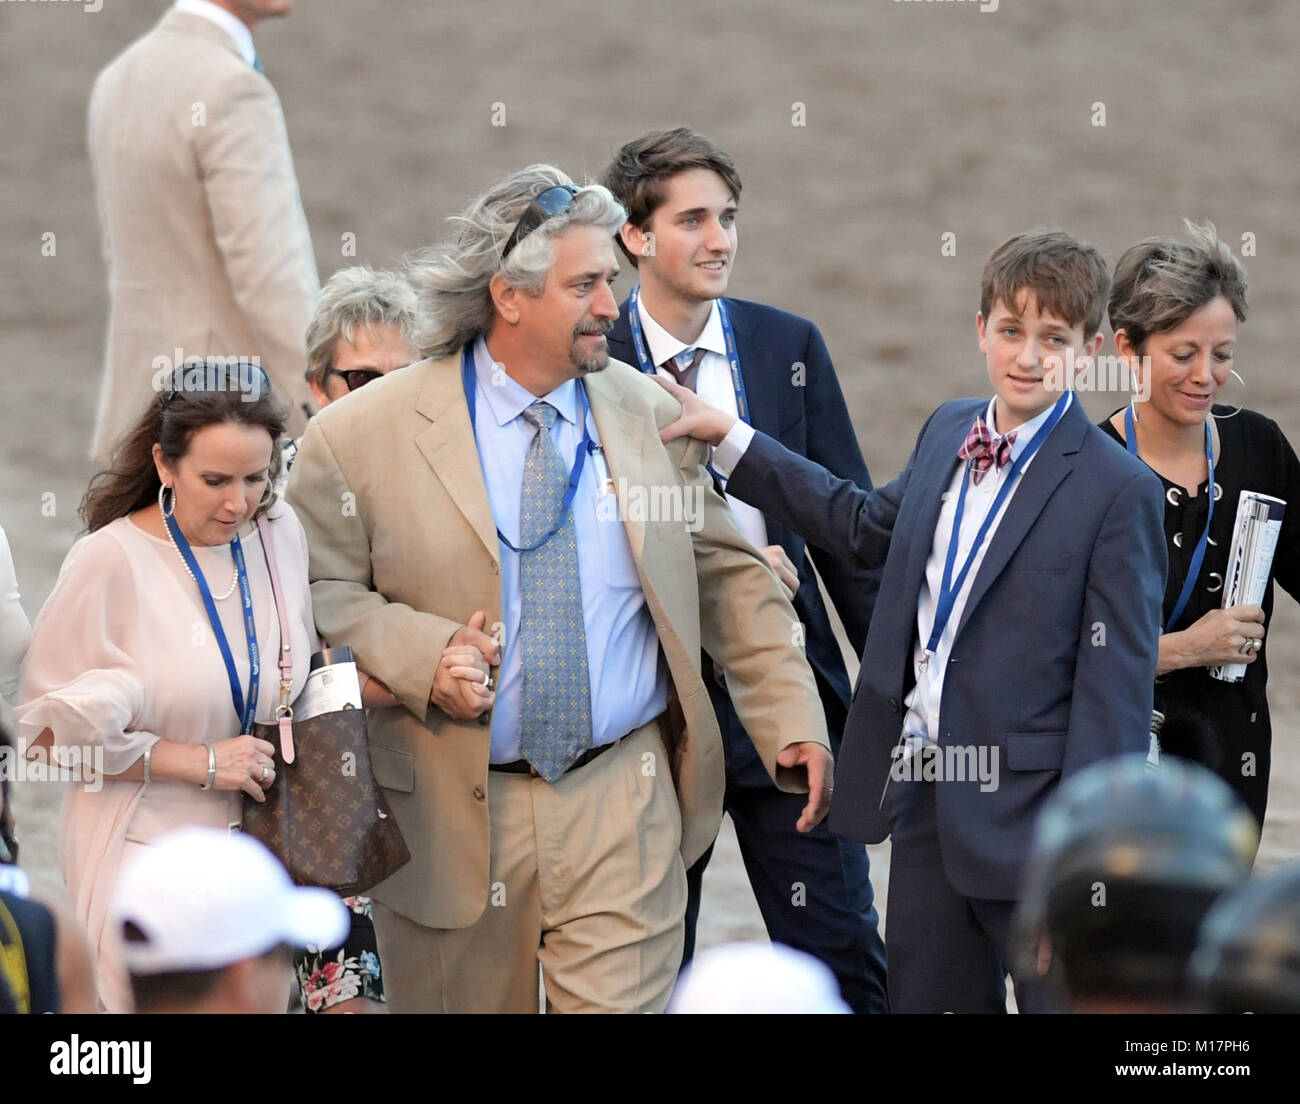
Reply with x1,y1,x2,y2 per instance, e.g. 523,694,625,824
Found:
255,514,296,764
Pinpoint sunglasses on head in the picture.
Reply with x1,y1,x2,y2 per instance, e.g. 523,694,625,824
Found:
162,357,271,406
501,184,580,260
324,367,384,392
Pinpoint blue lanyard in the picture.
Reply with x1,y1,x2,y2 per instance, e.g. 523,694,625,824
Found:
1124,404,1214,633
627,286,750,424
925,395,1071,659
165,516,260,733
461,344,593,553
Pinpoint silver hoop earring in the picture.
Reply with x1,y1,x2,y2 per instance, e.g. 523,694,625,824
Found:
1210,369,1246,421
159,483,176,518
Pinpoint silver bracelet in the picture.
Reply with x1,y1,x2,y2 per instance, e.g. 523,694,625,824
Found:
200,743,216,790
143,744,153,786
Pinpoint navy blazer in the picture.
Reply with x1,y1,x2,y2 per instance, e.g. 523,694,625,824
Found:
609,296,879,736
726,397,1168,899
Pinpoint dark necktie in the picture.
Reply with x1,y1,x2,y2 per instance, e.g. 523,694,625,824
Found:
663,347,706,393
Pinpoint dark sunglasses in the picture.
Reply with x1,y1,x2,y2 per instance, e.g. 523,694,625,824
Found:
325,367,384,392
501,184,580,260
162,357,271,405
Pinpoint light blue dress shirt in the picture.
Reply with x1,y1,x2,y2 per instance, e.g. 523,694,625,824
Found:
468,338,669,763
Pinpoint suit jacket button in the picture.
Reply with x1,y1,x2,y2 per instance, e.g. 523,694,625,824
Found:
472,785,485,802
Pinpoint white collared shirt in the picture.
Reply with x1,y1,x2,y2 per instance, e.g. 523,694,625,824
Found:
636,298,769,551
174,0,257,67
902,393,1072,752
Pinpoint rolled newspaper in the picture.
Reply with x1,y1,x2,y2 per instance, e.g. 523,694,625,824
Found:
1209,490,1286,682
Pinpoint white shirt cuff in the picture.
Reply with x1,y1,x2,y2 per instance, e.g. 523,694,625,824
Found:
710,420,756,479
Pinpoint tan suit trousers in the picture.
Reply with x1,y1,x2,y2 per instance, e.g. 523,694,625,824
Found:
372,720,687,1013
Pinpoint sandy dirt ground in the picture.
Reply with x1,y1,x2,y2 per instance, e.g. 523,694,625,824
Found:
2,0,1297,964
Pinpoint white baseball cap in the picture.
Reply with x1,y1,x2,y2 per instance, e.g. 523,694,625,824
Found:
109,827,350,975
668,941,852,1014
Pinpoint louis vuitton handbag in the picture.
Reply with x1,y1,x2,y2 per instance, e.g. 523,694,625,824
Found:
241,515,410,895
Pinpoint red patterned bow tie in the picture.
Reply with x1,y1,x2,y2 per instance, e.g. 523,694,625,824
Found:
958,417,1016,485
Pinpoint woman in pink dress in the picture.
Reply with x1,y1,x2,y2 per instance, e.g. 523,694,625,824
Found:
17,363,322,1011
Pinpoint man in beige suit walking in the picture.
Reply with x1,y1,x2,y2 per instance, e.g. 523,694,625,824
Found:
88,0,317,462
286,166,833,1013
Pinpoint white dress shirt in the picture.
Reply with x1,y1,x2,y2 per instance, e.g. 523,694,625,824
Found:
712,392,1074,751
174,0,257,66
902,393,1072,752
636,298,770,552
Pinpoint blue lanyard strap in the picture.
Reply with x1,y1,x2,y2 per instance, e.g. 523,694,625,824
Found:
165,516,260,733
461,345,593,554
1124,404,1214,633
925,395,1071,657
627,285,750,424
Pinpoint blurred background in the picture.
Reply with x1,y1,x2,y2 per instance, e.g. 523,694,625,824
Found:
2,0,1297,946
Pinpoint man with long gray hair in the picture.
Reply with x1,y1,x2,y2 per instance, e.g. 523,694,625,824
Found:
286,165,833,1013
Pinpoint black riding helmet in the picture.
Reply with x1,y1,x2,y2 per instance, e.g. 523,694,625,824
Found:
1190,863,1300,1014
1015,755,1258,1007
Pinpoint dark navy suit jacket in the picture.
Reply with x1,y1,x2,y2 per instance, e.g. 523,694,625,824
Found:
609,296,878,738
726,396,1168,899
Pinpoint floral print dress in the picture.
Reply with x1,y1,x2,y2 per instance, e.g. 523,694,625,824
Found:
294,895,385,1012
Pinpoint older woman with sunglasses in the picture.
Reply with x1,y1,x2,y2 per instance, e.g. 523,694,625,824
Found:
275,266,423,490
305,266,422,407
1100,223,1300,831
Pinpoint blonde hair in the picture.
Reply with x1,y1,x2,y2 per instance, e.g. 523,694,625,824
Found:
304,266,418,386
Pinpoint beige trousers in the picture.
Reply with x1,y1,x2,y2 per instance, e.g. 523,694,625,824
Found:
373,720,687,1013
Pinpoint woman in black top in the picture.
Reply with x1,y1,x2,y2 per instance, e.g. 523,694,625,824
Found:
1100,222,1300,827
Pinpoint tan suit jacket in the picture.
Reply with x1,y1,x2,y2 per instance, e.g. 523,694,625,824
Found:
87,10,318,461
286,352,831,930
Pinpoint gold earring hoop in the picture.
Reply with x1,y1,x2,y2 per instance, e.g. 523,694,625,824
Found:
1210,369,1246,420
158,483,176,518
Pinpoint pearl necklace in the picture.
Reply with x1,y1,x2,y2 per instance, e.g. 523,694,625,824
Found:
162,509,239,601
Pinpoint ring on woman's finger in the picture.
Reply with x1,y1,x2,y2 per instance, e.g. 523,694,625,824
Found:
261,765,270,783
483,672,494,690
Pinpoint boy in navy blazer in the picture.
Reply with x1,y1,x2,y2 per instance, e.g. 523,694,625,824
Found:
658,231,1167,1012
602,127,888,1013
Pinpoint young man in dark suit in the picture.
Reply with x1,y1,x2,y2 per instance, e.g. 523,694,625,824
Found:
658,230,1168,1012
602,127,888,1013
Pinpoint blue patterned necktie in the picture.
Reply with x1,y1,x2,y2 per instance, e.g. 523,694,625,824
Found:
518,401,592,781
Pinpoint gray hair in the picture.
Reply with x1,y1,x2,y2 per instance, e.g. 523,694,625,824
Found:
305,266,418,386
1108,220,1248,351
406,165,627,359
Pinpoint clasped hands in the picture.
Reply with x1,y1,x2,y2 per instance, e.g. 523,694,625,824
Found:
430,610,500,720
